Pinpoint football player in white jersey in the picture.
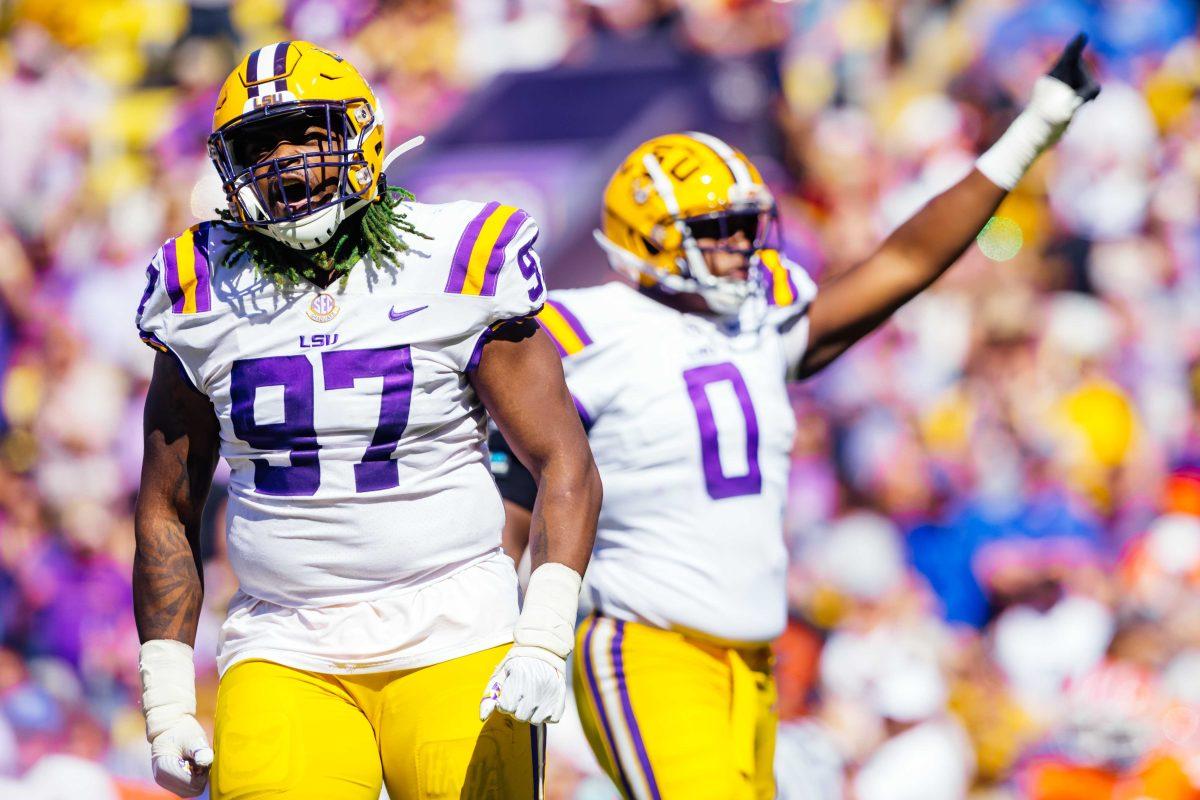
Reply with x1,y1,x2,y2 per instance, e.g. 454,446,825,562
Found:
133,42,601,799
493,37,1099,799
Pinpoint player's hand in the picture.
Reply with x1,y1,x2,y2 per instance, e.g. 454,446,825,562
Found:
976,32,1101,190
1046,33,1101,102
148,714,213,797
139,639,212,797
1027,33,1100,131
479,644,567,725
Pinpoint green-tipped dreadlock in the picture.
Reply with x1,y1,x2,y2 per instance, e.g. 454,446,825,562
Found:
219,184,430,288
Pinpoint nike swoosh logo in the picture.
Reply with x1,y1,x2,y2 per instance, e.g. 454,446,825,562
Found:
389,305,428,322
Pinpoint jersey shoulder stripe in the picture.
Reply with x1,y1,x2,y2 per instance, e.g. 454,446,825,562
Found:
537,298,593,357
162,222,214,314
444,201,530,297
759,249,799,308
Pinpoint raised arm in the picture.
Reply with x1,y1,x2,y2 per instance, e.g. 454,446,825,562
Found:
470,318,602,725
134,351,220,797
797,35,1100,378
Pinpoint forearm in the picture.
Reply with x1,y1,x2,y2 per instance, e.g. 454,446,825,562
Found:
133,508,204,644
135,352,219,645
526,454,601,574
867,170,1006,304
800,37,1098,377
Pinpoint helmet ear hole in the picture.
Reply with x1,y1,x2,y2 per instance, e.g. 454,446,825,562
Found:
642,236,661,257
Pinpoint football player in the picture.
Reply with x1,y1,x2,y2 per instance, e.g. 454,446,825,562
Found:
492,37,1100,799
133,41,601,799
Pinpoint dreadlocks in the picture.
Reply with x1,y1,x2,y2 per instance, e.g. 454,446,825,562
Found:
220,183,429,288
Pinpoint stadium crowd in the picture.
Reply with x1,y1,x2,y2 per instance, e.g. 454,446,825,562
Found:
1,0,1199,797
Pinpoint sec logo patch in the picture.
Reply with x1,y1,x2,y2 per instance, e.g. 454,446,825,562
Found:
306,292,339,323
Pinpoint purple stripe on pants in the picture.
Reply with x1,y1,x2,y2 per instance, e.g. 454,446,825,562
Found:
546,300,593,346
582,618,638,800
445,201,500,293
612,621,662,800
193,224,212,313
479,209,528,296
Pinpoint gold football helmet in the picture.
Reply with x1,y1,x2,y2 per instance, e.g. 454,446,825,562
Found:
208,41,385,250
595,132,777,314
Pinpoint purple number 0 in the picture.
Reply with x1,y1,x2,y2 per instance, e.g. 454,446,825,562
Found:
229,346,414,496
683,362,762,500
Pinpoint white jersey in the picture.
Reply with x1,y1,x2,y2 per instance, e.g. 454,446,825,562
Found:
537,258,815,644
135,200,546,674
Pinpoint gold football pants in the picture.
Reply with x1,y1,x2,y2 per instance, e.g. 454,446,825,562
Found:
573,615,776,800
211,645,544,799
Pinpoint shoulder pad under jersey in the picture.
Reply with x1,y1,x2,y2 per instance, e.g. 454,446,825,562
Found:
400,200,546,326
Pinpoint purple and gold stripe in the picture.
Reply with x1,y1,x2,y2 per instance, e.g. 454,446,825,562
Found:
611,621,662,800
445,202,529,296
759,249,797,307
163,224,212,315
582,617,638,800
536,300,592,357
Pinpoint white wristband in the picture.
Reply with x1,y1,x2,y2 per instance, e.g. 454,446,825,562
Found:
975,76,1085,190
139,639,198,741
515,563,583,659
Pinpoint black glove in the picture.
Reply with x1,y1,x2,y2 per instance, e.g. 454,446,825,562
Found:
1047,32,1101,102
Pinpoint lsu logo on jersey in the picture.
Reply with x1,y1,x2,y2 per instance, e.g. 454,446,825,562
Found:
299,334,339,348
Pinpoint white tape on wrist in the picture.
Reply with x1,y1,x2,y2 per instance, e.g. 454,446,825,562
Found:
515,563,583,659
139,639,198,741
975,76,1085,190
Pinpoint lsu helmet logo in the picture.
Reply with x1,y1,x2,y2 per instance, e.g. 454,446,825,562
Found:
594,132,779,315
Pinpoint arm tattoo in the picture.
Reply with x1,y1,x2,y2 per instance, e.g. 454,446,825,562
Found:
133,355,219,644
529,516,550,569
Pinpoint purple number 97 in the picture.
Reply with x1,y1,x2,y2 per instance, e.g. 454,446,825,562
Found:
229,347,414,496
683,362,762,500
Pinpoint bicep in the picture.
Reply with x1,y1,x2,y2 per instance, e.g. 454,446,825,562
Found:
470,319,588,477
138,352,220,526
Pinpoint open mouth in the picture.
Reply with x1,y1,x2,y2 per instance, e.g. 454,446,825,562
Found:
268,174,335,218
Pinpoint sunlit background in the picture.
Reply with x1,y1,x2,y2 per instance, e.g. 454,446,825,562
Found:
1,0,1200,798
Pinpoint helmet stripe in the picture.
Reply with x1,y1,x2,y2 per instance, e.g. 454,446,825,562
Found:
245,42,290,97
245,47,262,97
272,41,290,93
685,131,754,188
